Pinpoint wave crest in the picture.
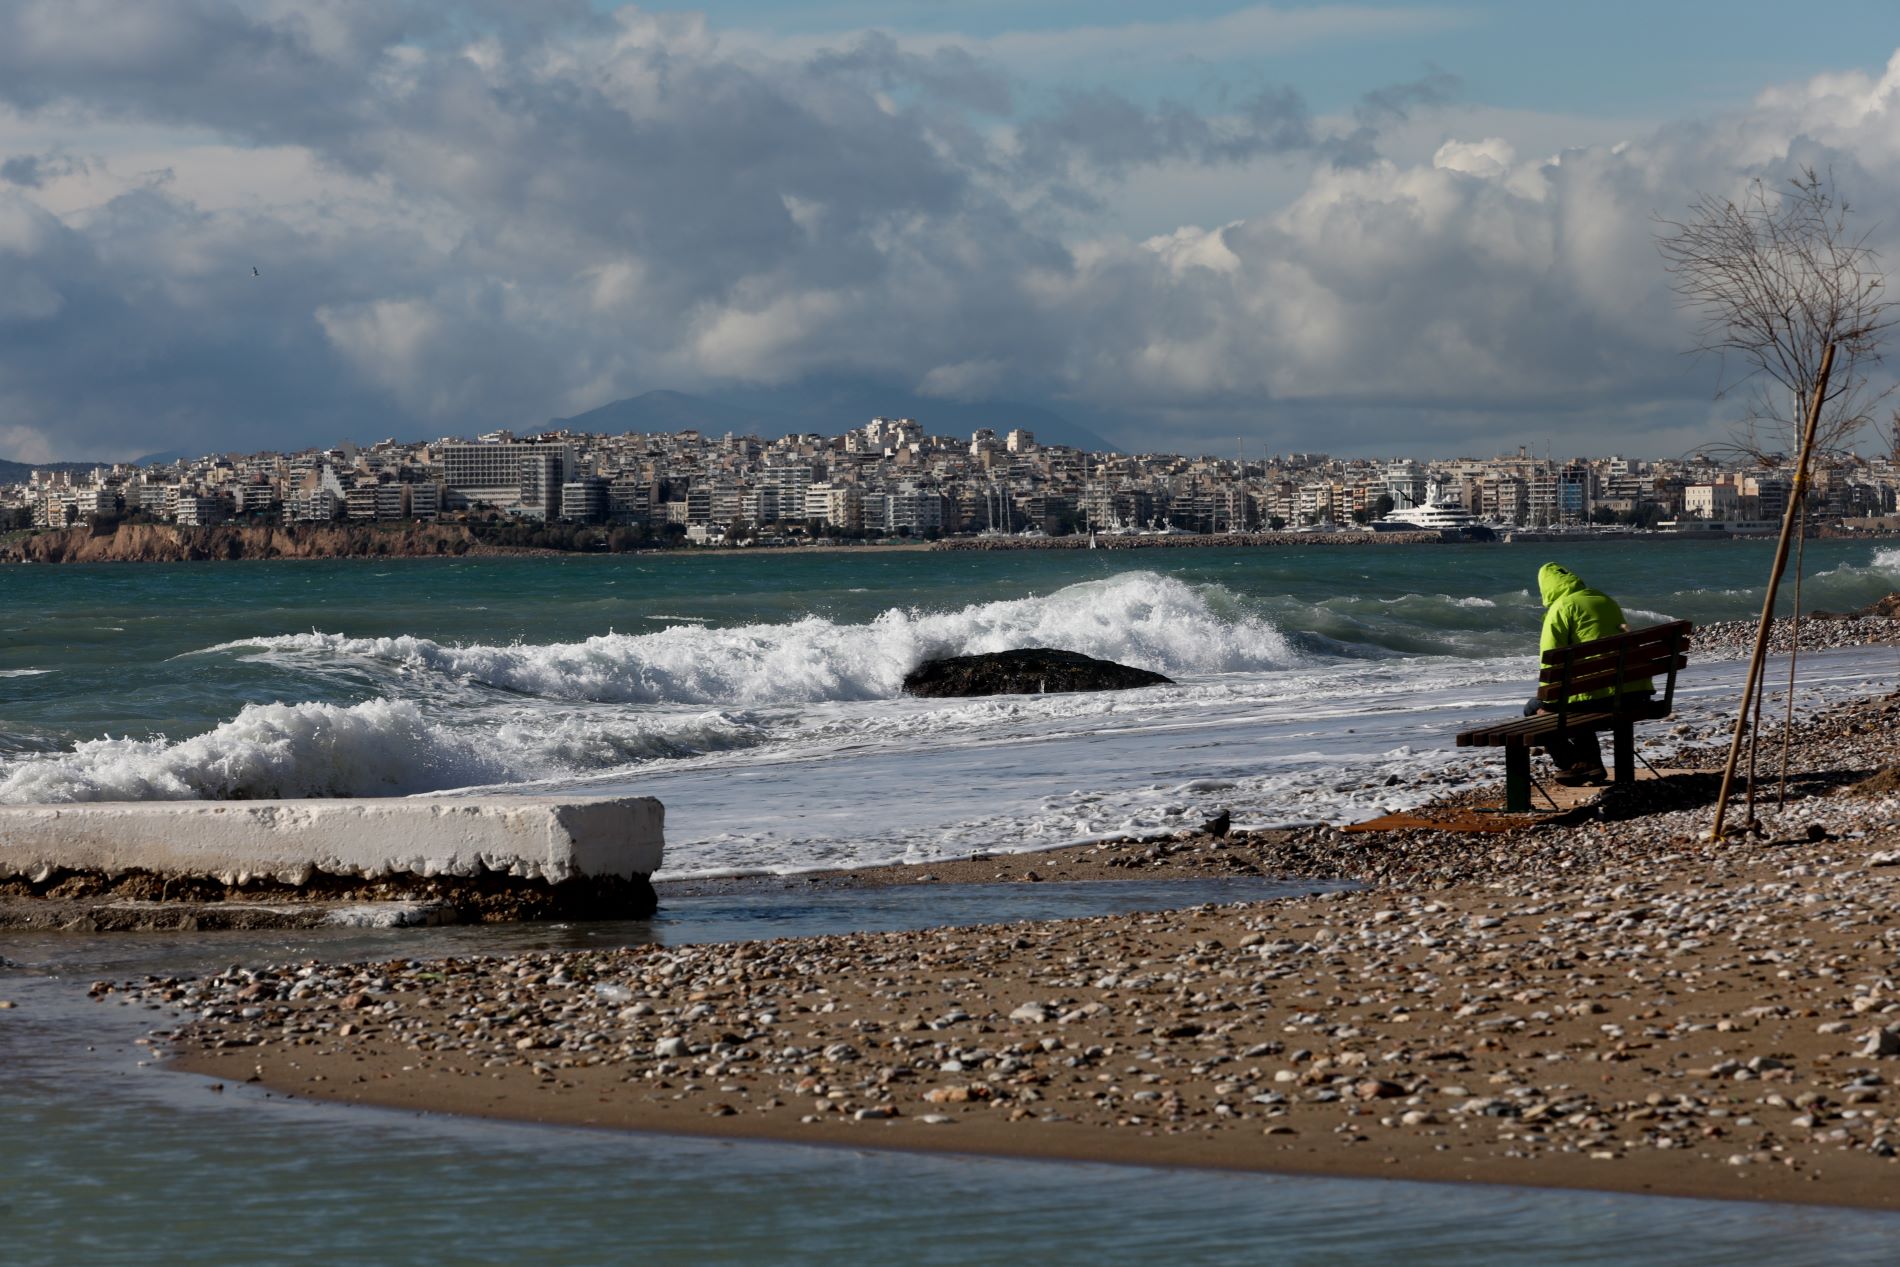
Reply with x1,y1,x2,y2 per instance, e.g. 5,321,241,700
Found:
212,572,1298,706
0,699,766,803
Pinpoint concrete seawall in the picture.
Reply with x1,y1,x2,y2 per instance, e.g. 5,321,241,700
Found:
0,795,663,886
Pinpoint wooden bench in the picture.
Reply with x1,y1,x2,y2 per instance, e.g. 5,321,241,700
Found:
1455,620,1693,812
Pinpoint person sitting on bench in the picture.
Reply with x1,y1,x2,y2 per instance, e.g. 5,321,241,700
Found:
1526,562,1654,787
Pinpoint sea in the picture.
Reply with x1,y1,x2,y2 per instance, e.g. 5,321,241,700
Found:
5,538,1900,1264
2,539,1897,873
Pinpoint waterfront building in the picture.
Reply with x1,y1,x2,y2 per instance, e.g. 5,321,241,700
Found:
517,449,567,519
175,493,226,527
441,440,572,512
406,482,441,520
559,476,609,523
1684,482,1741,520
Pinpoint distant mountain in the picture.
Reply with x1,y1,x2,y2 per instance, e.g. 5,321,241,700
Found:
0,457,97,484
550,390,790,436
130,449,197,467
551,383,1122,453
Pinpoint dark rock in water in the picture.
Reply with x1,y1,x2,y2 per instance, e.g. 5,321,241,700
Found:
903,648,1172,698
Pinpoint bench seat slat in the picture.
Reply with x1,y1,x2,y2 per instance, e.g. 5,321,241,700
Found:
1539,655,1688,698
1463,621,1691,810
1458,711,1617,746
1456,700,1670,746
1537,647,1686,682
1456,620,1688,755
1537,620,1691,666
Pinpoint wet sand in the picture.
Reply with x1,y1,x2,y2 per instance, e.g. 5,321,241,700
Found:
122,690,1900,1209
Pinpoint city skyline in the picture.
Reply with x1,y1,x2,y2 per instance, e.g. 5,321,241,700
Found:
8,413,1896,541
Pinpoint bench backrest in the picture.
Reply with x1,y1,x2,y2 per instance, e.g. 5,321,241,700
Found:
1535,619,1693,713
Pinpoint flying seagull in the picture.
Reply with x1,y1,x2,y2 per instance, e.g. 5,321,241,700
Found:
252,266,260,277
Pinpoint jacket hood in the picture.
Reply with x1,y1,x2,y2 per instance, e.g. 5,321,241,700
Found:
1538,562,1585,606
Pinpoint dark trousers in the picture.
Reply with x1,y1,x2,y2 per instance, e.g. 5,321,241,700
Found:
1524,697,1603,771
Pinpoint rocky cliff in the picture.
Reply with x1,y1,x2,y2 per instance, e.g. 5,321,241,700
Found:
0,521,483,564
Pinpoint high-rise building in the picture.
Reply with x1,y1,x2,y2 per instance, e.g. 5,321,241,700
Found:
517,450,568,519
441,440,572,512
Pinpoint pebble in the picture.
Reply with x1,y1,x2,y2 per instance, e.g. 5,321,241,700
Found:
105,683,1900,1191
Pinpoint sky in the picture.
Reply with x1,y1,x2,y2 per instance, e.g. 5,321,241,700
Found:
4,1,1900,462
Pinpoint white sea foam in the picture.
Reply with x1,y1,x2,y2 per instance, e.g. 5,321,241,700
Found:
0,698,767,803
625,645,1897,878
1814,546,1900,581
210,572,1300,706
0,669,53,678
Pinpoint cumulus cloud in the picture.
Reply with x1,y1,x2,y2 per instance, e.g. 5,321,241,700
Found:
757,4,1469,72
0,2,1898,459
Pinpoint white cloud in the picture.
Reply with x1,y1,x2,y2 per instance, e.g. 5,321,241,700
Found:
743,4,1469,72
0,3,1897,460
0,424,55,463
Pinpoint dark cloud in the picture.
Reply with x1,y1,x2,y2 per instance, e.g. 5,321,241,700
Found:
1355,69,1460,126
0,148,90,189
0,3,1895,461
805,31,1013,115
1014,84,1315,176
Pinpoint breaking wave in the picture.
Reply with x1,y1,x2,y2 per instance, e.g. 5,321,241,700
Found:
209,572,1300,706
0,698,767,803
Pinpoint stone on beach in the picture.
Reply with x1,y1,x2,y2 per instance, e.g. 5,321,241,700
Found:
107,685,1900,1210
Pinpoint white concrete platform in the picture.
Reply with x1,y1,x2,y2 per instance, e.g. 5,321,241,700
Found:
0,796,664,886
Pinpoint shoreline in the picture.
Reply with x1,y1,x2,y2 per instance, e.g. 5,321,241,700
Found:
16,522,1891,564
117,687,1900,1210
0,521,948,565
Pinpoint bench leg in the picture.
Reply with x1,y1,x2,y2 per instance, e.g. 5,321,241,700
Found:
1613,721,1635,785
1505,745,1530,813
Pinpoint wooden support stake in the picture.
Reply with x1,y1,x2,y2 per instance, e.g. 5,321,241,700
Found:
1710,342,1835,841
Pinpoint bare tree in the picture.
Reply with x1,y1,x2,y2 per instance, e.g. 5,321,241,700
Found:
1656,169,1892,840
1658,167,1894,459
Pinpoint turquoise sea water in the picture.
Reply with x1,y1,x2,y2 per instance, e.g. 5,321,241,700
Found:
3,538,1895,747
2,540,1896,874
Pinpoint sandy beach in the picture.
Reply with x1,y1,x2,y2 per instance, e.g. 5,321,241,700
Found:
108,683,1900,1211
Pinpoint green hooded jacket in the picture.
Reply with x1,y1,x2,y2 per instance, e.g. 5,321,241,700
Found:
1537,563,1652,702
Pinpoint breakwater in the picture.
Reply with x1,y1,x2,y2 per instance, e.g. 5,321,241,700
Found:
932,530,1446,551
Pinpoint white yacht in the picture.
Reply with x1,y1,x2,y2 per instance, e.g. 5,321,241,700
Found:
1373,484,1485,536
1374,499,1478,531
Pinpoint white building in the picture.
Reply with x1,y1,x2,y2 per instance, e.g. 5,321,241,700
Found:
440,440,572,512
1684,482,1741,520
803,483,862,531
406,482,441,520
559,476,609,523
176,493,226,527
